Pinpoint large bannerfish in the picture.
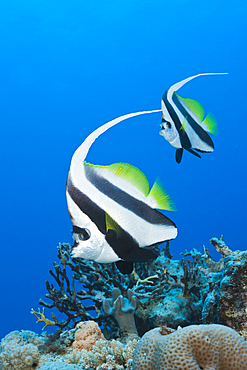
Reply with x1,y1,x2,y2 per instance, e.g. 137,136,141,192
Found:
160,73,227,163
66,111,177,273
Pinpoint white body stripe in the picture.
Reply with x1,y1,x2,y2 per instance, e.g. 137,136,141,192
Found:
70,163,177,247
67,189,121,263
169,96,214,152
161,99,182,149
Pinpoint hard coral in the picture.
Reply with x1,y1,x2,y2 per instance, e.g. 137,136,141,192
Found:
72,321,105,351
0,330,45,370
216,251,247,338
79,338,137,369
132,324,247,370
38,239,247,340
38,362,81,370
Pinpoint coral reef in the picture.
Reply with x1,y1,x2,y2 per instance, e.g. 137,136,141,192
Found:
31,308,55,330
0,330,46,370
0,326,137,370
38,363,81,370
202,250,247,339
103,288,139,343
38,242,130,337
72,321,105,351
79,338,137,369
34,238,247,340
132,324,247,370
2,237,247,369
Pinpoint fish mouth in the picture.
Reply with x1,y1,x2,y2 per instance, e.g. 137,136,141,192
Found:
71,242,81,258
72,240,79,250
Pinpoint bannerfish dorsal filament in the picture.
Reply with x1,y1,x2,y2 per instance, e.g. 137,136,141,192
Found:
66,110,177,273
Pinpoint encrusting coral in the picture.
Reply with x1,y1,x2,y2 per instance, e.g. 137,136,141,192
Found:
132,324,247,370
72,321,105,351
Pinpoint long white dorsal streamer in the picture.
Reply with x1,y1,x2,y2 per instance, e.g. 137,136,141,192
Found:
71,109,162,165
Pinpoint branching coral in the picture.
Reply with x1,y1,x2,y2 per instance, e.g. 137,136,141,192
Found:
34,238,247,340
38,243,133,337
31,308,55,330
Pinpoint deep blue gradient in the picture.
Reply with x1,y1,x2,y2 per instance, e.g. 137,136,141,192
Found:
0,0,246,339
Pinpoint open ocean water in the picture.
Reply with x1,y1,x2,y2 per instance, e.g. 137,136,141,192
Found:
0,0,246,339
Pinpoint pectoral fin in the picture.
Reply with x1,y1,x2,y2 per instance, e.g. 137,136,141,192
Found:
105,212,122,238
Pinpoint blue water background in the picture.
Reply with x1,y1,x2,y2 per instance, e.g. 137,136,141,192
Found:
0,0,246,339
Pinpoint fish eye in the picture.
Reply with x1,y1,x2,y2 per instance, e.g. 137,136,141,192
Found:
161,119,172,129
163,120,171,129
78,228,91,241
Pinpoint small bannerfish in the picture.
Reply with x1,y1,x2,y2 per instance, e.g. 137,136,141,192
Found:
160,73,228,163
66,111,177,274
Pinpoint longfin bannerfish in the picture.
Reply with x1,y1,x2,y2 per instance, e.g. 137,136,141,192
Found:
66,111,177,274
159,73,228,163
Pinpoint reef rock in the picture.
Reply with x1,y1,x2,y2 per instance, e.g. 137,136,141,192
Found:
202,250,247,339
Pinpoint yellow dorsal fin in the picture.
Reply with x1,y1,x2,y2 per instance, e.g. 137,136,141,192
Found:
85,162,150,196
105,212,122,238
176,93,205,122
202,112,218,135
147,177,176,211
107,162,150,196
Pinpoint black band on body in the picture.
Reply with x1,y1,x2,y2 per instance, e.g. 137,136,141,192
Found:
172,93,214,150
84,165,176,227
162,90,191,149
67,175,106,234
